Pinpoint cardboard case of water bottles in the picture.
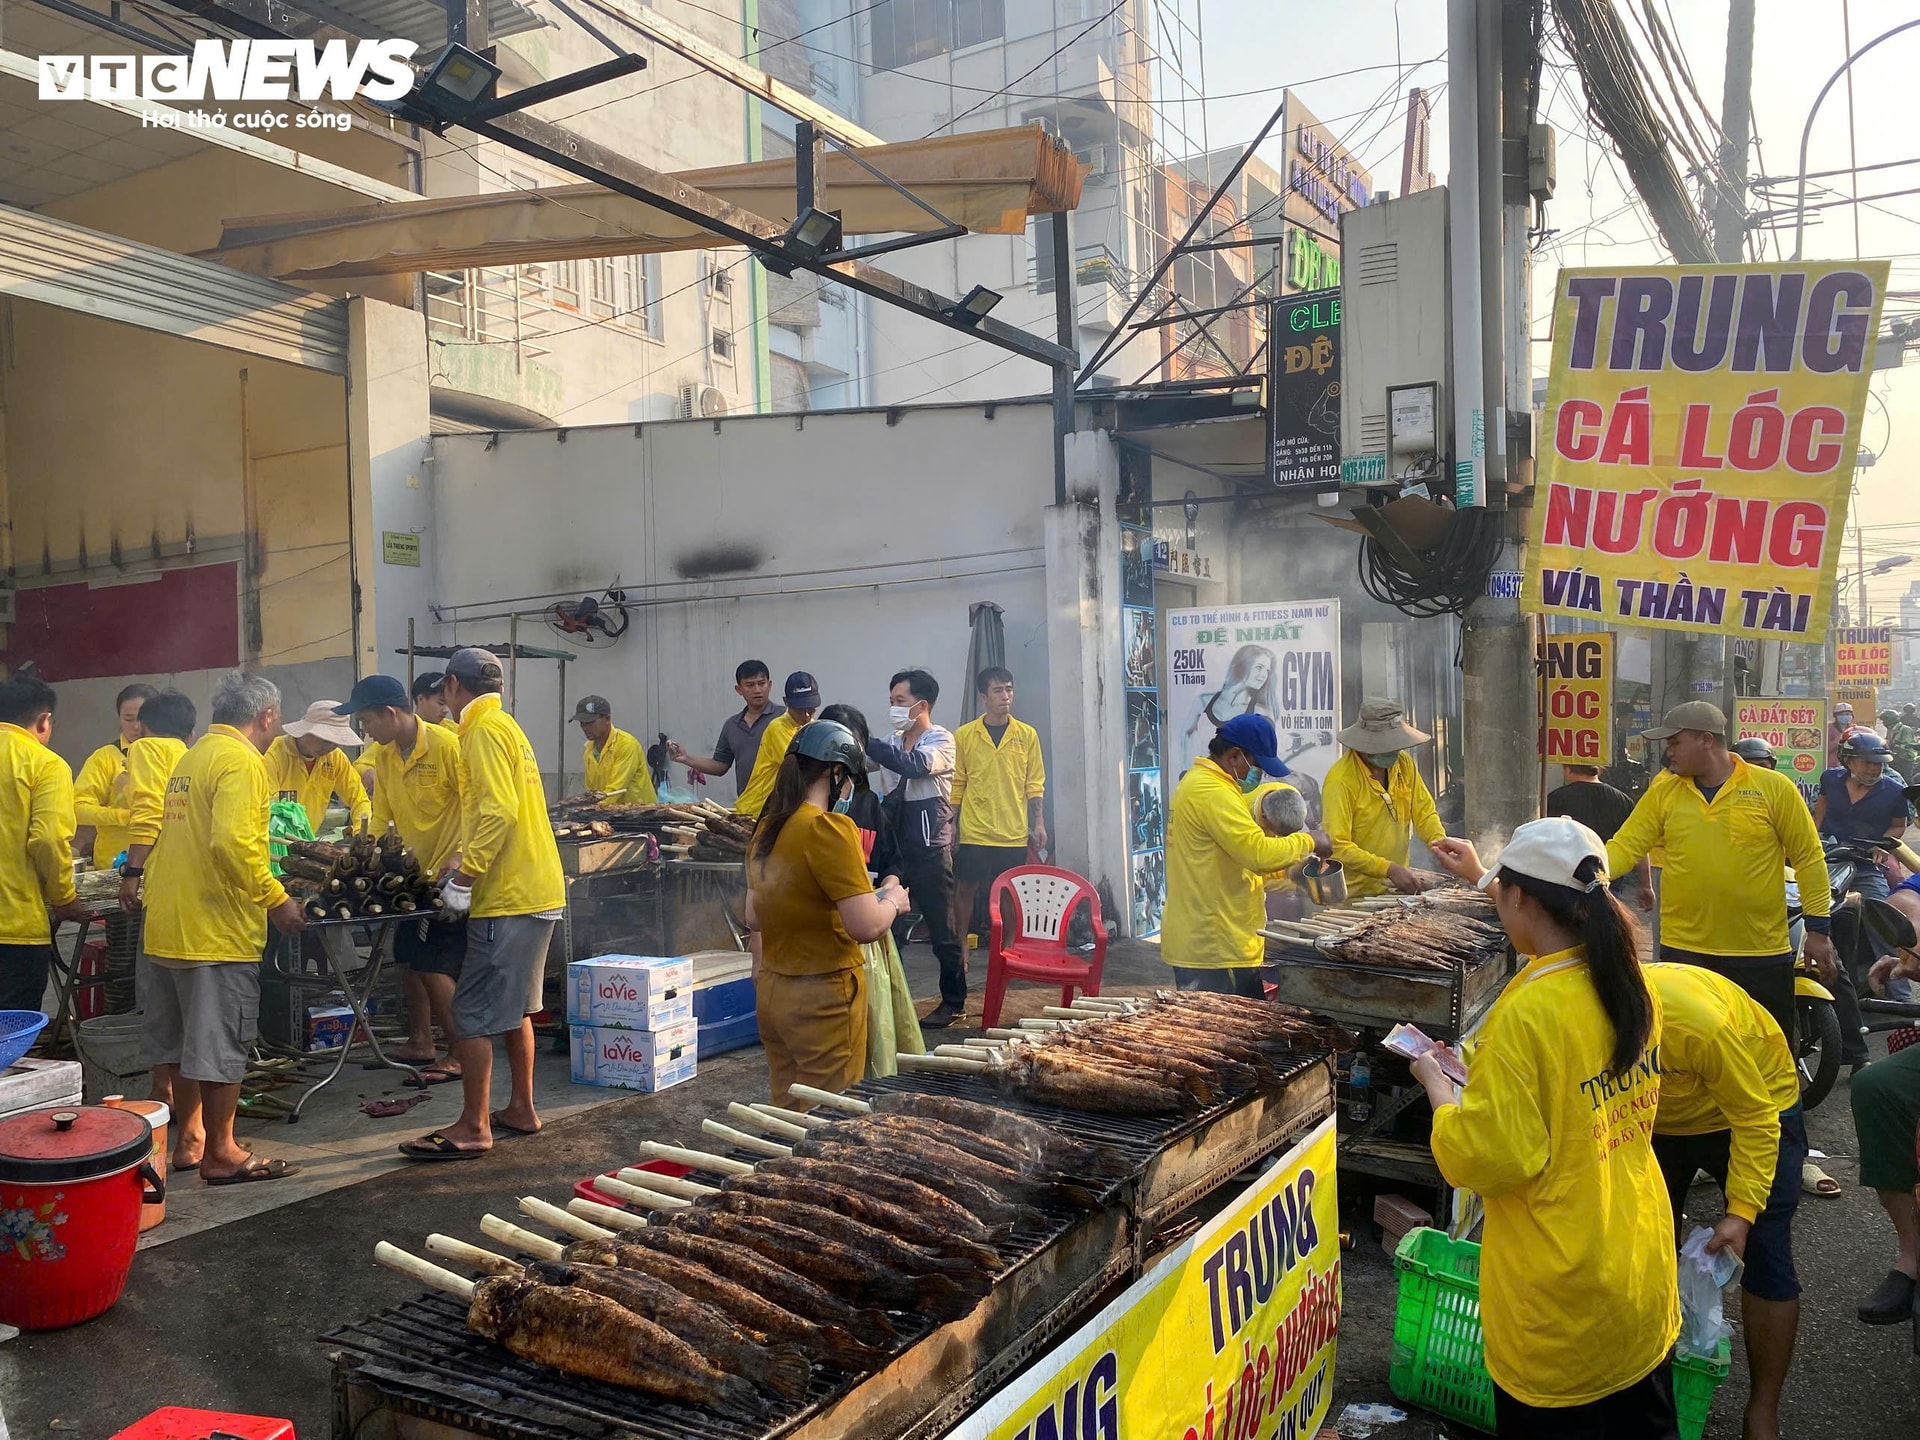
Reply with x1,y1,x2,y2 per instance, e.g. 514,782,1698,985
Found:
566,955,697,1092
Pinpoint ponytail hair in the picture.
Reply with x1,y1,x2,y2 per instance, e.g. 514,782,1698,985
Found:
1498,855,1652,1080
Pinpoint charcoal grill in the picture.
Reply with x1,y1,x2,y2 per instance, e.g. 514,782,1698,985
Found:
328,1055,1334,1440
1263,934,1513,1040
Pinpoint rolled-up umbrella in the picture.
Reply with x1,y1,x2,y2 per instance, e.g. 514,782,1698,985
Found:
962,601,1007,723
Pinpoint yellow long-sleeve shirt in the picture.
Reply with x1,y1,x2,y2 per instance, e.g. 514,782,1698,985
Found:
1429,946,1677,1409
734,710,801,819
1322,750,1445,898
264,735,371,837
1161,759,1315,970
1607,758,1829,955
124,736,189,847
143,727,288,964
0,724,77,946
458,694,564,918
72,740,131,869
951,716,1046,847
583,726,657,805
371,720,467,876
1647,962,1798,1222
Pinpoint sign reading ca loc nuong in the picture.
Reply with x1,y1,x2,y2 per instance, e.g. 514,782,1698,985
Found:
1524,262,1888,641
1834,625,1893,685
1537,634,1613,765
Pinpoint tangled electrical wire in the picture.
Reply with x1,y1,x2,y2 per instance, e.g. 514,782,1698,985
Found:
1356,505,1508,621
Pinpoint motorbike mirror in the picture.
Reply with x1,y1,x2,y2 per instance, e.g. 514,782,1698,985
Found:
1861,895,1918,953
1905,784,1920,808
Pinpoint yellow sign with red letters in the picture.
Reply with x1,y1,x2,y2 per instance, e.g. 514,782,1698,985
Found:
1524,262,1887,640
1538,634,1614,765
945,1117,1340,1440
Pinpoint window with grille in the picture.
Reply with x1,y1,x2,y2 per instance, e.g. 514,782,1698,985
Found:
589,257,617,317
871,0,1004,72
552,260,580,308
620,254,664,337
1031,213,1056,295
712,329,735,362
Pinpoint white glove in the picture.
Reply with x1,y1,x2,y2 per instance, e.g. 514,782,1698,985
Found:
441,879,473,916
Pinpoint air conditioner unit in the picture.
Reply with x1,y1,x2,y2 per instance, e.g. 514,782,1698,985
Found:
1081,144,1110,179
678,382,699,419
698,385,728,418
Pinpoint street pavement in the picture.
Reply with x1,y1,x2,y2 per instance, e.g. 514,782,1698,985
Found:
1,941,1913,1437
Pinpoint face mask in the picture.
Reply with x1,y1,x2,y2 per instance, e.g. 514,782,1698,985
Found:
1366,751,1403,769
830,771,854,814
1240,769,1265,795
888,705,912,733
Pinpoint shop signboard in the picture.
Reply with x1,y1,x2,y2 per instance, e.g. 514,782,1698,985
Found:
1267,288,1341,492
1165,600,1342,825
1733,697,1828,804
1835,625,1893,685
1833,684,1878,718
1524,261,1888,641
944,1117,1340,1440
382,530,421,567
1537,633,1613,765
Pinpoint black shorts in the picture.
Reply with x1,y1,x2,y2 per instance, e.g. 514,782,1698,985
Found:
1494,1356,1677,1439
1652,1104,1806,1302
1172,965,1267,998
1659,947,1795,1046
0,942,54,1014
954,843,1030,887
395,917,467,978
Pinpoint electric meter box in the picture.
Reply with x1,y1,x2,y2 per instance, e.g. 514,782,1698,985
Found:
1338,186,1452,488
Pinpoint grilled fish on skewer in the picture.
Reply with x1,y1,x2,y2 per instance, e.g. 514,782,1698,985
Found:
718,1171,1004,1269
752,1155,1024,1239
624,1227,898,1349
867,1094,1133,1180
705,1191,999,1277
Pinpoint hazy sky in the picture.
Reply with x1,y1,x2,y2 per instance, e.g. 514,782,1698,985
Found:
1195,0,1920,620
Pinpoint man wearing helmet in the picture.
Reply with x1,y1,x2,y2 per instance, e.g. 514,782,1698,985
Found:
743,719,913,1105
1815,730,1911,1074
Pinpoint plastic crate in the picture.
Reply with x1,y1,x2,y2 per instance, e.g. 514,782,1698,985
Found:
1390,1227,1495,1432
698,1010,761,1058
1391,1227,1731,1440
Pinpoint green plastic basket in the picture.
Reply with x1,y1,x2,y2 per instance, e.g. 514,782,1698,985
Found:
1389,1227,1731,1440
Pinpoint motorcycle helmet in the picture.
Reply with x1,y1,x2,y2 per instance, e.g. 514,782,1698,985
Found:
1730,737,1777,768
788,719,865,773
1839,730,1893,764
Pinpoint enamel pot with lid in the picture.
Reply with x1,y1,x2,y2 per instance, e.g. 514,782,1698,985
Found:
0,1104,162,1329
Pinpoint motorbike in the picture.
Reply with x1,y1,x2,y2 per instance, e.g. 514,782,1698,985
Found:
1789,835,1912,1108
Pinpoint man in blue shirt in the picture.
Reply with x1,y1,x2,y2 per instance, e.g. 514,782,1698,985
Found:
1814,730,1909,1072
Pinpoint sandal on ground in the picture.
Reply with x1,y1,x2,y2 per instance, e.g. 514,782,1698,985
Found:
1801,1161,1843,1198
399,1131,488,1161
203,1156,301,1186
1858,1269,1917,1325
406,1065,462,1087
490,1112,540,1137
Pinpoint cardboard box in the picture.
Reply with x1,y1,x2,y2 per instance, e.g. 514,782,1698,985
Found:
570,1019,698,1092
566,955,694,1031
305,1004,355,1052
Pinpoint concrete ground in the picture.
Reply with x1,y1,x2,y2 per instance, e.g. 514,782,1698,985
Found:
2,939,1915,1438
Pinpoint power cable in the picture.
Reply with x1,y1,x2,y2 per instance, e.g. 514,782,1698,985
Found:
1358,507,1508,621
926,1,1127,137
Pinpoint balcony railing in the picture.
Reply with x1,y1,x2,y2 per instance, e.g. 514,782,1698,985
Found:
425,267,551,370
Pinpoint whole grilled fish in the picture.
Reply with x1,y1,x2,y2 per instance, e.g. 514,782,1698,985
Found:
802,1119,1105,1208
1005,1049,1194,1114
562,1237,890,1372
707,1191,997,1278
672,1210,983,1322
841,1112,1087,1183
720,1171,1003,1270
623,1227,898,1350
787,1133,1046,1222
870,1094,1133,1181
466,1276,764,1418
520,1260,811,1401
754,1155,1027,1238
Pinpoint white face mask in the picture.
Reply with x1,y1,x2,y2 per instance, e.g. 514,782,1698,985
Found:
888,705,912,733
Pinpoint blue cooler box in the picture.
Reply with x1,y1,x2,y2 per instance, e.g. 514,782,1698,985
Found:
689,951,759,1057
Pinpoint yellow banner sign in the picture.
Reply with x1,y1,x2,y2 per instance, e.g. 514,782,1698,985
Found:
947,1117,1340,1440
1538,633,1614,765
1525,262,1888,640
1834,625,1893,685
1733,697,1828,804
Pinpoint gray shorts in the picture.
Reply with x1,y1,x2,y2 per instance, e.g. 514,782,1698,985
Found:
140,957,260,1084
452,915,555,1039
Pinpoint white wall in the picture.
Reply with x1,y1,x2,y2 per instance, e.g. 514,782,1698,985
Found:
423,400,1060,794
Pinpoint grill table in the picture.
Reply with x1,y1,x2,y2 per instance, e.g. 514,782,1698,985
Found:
325,1055,1336,1440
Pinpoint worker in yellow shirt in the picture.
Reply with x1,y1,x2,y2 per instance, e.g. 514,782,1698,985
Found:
735,671,820,819
0,677,88,1015
359,674,460,795
1417,819,1678,1429
404,648,564,1161
341,675,468,1083
265,700,372,837
139,672,306,1184
1645,962,1804,1440
573,695,658,805
1162,715,1328,996
71,682,156,869
950,667,1047,977
1323,698,1447,897
1606,701,1835,1047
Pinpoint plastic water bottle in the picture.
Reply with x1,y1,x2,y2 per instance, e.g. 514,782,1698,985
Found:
1348,1054,1373,1123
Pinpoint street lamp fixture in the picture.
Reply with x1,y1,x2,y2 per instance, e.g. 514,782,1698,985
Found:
949,285,1003,326
412,44,501,123
782,208,843,260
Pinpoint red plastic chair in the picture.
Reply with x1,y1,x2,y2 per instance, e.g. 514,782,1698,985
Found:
982,865,1108,1030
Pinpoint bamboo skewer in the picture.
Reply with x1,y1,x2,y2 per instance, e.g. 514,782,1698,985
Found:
635,1141,755,1177
749,1102,830,1131
376,1241,476,1298
569,1197,648,1232
700,1118,794,1158
935,1043,996,1059
480,1214,567,1261
787,1084,871,1114
426,1233,521,1275
605,1167,718,1200
897,1051,989,1074
725,1101,810,1141
605,1173,695,1211
519,1195,612,1241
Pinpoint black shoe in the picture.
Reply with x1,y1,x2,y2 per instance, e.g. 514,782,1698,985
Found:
1858,1269,1917,1325
920,1002,964,1030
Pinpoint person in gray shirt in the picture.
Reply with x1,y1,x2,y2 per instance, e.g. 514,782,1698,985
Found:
668,659,783,800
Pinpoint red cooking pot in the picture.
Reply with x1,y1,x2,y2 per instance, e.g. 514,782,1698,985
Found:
0,1104,163,1329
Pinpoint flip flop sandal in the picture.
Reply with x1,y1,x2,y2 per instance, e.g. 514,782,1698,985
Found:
490,1112,541,1137
405,1066,462,1088
203,1156,301,1186
400,1131,488,1161
1802,1160,1843,1197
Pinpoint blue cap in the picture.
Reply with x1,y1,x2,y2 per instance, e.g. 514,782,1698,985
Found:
335,674,410,714
784,670,821,708
1217,714,1289,777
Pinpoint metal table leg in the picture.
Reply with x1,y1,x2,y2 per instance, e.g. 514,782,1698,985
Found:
288,922,423,1123
46,915,99,1056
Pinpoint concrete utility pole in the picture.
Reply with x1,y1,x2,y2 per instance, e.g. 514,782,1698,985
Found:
1459,0,1541,843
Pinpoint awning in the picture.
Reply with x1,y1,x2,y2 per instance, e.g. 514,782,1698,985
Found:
201,127,1087,282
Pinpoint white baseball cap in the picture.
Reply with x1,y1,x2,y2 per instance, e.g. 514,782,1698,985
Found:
1480,816,1609,893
